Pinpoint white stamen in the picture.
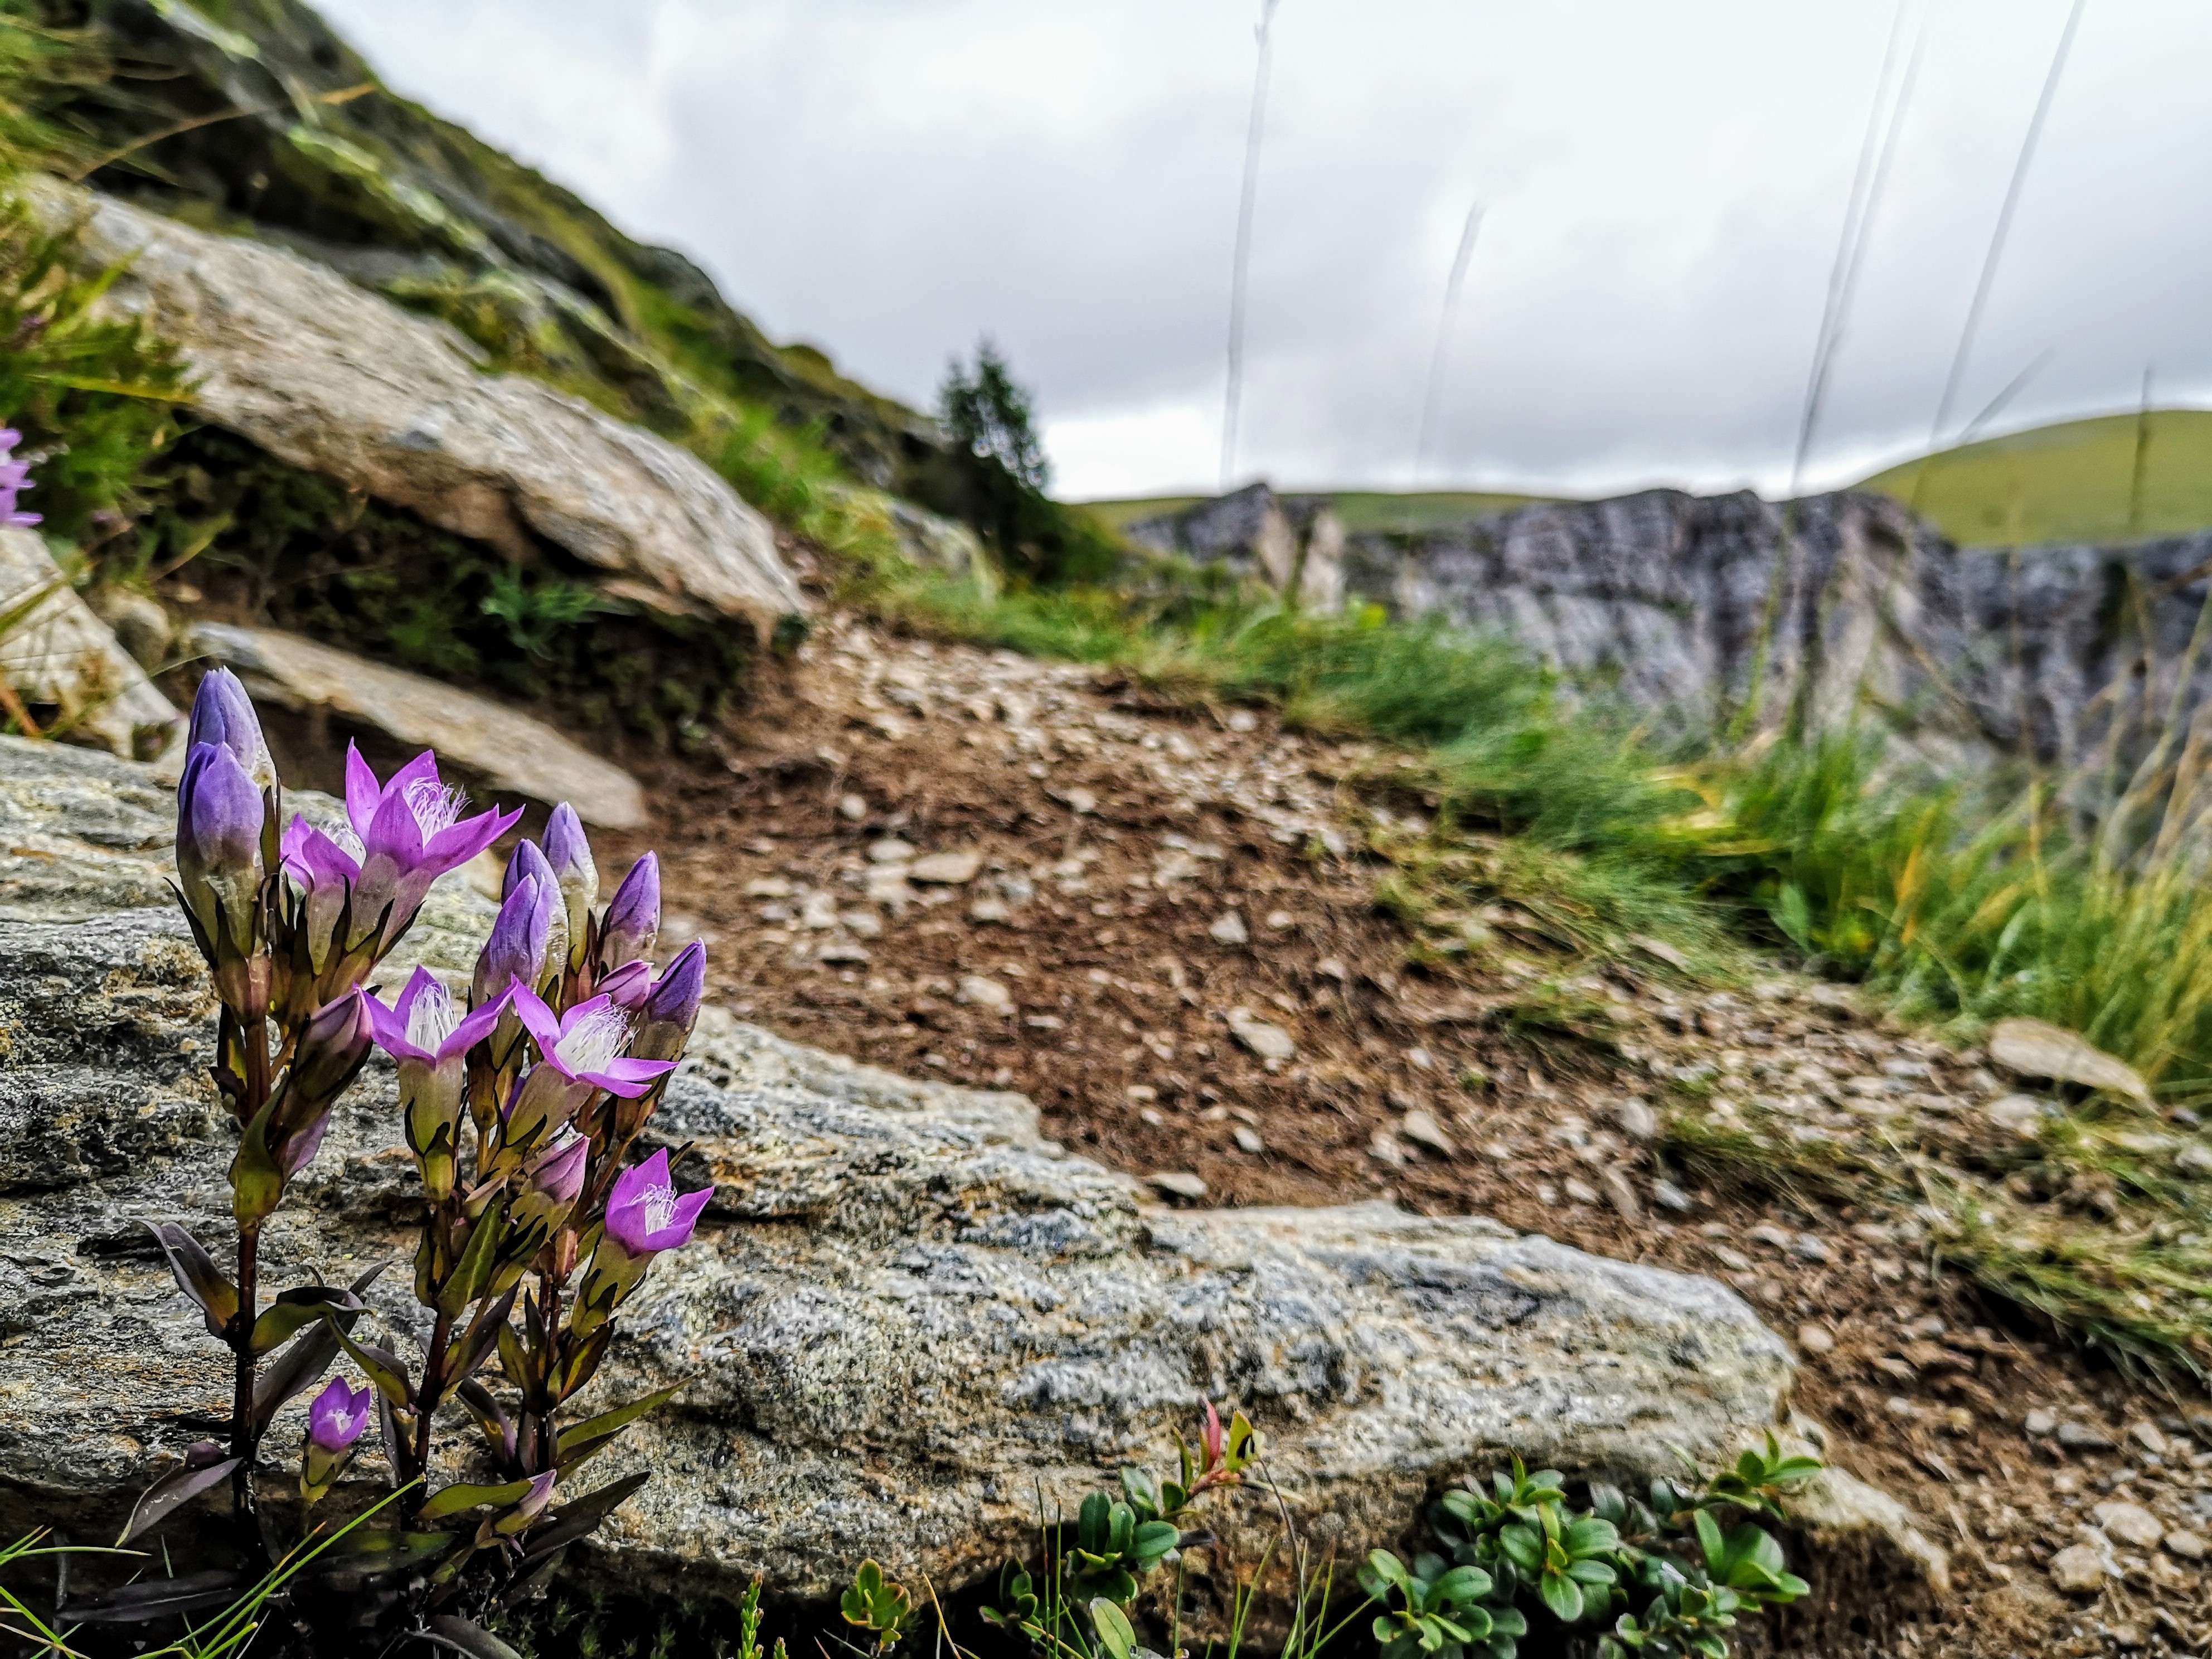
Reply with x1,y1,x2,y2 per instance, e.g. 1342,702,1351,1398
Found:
402,775,466,840
554,1003,630,1076
641,1181,677,1235
329,818,364,861
405,979,460,1053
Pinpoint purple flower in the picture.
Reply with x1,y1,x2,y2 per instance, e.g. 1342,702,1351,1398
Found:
347,746,521,945
571,1147,710,1337
604,1148,711,1257
283,746,520,966
268,988,372,1180
370,968,508,1196
187,669,275,790
543,804,596,969
0,429,40,528
476,873,556,1015
368,967,507,1068
493,984,673,1163
599,853,659,971
510,985,674,1099
176,741,266,955
508,1131,590,1244
308,1376,374,1452
301,1374,373,1503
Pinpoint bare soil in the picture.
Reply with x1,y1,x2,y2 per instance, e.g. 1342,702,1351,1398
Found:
363,615,2212,1657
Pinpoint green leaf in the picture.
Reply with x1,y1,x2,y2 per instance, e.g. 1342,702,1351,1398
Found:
1132,1519,1180,1563
145,1222,239,1341
1566,1560,1618,1588
1089,1597,1135,1659
1079,1491,1112,1552
421,1615,526,1659
1432,1565,1491,1604
1692,1507,1725,1569
325,1314,414,1408
1121,1465,1162,1517
1489,1607,1527,1639
437,1200,508,1317
420,1478,537,1521
1562,1517,1620,1557
1496,1526,1541,1576
250,1284,362,1354
1537,1571,1584,1626
1366,1549,1410,1587
554,1382,686,1469
118,1456,241,1545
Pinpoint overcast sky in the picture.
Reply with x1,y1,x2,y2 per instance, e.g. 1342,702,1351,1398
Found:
319,0,2212,502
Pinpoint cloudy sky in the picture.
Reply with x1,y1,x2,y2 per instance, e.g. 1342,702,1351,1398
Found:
320,0,2212,503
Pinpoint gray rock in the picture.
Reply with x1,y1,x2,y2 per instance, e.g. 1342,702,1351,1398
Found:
1226,1010,1296,1061
1146,1171,1208,1202
0,740,1927,1605
1987,1016,2149,1103
0,530,183,760
2049,1542,2109,1594
191,624,647,827
2058,1420,2117,1452
1126,483,1345,614
26,178,804,637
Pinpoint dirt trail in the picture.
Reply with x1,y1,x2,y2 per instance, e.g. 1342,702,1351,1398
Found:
591,615,2203,1659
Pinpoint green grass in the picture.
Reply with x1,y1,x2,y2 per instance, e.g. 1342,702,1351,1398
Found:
1858,408,2212,546
1084,488,1544,535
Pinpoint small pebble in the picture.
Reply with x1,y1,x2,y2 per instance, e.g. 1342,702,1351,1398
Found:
2025,1409,2058,1437
2058,1422,2116,1452
1209,911,1250,945
1797,1322,1835,1357
2092,1500,2164,1550
1650,1178,1694,1213
1563,1176,1600,1206
1147,1171,1207,1202
1233,1126,1265,1155
2166,1530,2206,1560
838,793,868,821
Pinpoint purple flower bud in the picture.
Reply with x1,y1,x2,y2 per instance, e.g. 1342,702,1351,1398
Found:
293,987,374,1105
307,1376,374,1452
528,1132,590,1205
187,668,276,791
599,958,652,1010
476,870,554,1006
0,429,40,528
599,852,659,971
176,742,266,953
543,804,596,966
633,940,706,1064
493,1469,559,1536
604,1147,711,1258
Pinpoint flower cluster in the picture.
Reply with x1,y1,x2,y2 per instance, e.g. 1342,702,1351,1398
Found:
0,428,38,528
127,670,713,1646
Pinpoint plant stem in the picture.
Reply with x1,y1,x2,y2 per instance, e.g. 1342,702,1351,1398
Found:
408,1307,455,1518
230,1225,260,1530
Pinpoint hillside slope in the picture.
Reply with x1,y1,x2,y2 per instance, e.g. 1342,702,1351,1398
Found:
40,0,939,488
1858,408,2212,546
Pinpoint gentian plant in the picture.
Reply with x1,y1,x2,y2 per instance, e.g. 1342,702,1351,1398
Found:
75,670,714,1655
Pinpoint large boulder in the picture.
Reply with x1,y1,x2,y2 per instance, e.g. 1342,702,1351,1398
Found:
22,177,806,638
0,739,1900,1602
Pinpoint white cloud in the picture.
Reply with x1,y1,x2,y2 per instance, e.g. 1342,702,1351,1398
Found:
319,0,2212,500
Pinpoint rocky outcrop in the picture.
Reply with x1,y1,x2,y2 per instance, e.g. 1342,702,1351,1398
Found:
24,177,805,637
1327,486,2212,779
0,530,183,761
190,623,647,828
1127,484,1346,613
0,737,1875,1603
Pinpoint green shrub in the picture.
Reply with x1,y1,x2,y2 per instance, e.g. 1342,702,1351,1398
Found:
0,192,194,542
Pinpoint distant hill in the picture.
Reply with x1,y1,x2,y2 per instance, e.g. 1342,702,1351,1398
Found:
1857,409,2212,547
1085,488,1542,535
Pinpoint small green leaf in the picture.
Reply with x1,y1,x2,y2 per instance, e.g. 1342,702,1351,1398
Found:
1089,1598,1135,1659
420,1478,537,1521
1538,1570,1584,1625
554,1383,686,1469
